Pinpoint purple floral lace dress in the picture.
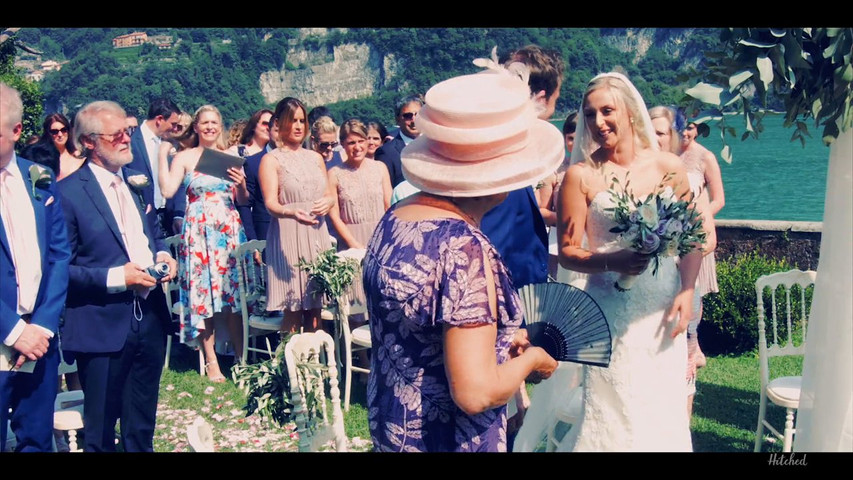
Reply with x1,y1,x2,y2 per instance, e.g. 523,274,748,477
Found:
363,207,523,452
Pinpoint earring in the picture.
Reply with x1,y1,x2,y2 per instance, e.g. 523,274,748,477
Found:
630,117,635,125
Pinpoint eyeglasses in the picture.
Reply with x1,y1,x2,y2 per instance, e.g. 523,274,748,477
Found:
400,111,418,121
318,141,338,150
93,128,132,143
172,124,187,133
49,127,69,136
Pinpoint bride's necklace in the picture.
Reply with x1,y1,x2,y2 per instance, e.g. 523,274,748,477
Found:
417,193,480,227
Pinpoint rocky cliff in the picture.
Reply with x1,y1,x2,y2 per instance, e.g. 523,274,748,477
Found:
259,29,399,107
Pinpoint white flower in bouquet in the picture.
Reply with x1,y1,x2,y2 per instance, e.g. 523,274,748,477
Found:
665,219,683,236
637,203,659,229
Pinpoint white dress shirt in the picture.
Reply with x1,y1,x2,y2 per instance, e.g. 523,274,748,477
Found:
88,163,157,293
139,121,165,209
1,154,51,346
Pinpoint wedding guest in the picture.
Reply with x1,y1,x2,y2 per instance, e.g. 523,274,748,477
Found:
126,115,139,135
157,111,193,235
680,119,725,370
481,45,564,291
311,116,345,171
259,97,335,334
365,66,562,452
58,100,176,451
375,94,423,188
538,111,577,228
129,98,183,236
159,105,248,382
239,111,280,242
0,82,71,453
327,119,392,251
650,107,717,417
41,113,84,180
365,121,388,160
226,119,248,149
649,106,682,154
228,109,273,159
555,72,702,451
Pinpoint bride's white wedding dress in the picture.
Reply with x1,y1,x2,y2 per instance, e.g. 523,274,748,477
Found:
556,191,692,452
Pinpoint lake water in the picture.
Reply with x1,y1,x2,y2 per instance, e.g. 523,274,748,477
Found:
554,114,830,222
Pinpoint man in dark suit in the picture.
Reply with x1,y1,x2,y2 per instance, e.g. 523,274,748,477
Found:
129,98,184,236
375,94,423,188
481,45,565,291
58,100,177,452
0,82,72,453
239,112,279,242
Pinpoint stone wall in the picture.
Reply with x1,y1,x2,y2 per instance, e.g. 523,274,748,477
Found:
715,219,822,270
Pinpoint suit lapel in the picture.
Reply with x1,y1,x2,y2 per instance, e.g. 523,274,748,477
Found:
0,214,11,264
80,165,129,258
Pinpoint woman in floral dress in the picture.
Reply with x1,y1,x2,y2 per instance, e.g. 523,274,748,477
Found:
363,67,562,451
159,104,248,382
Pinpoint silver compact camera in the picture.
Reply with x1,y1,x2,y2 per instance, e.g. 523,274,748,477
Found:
145,262,170,281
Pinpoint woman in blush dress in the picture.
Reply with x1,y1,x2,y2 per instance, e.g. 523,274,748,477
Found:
327,119,392,252
364,65,562,452
158,105,248,382
650,105,718,416
258,97,336,334
554,73,704,451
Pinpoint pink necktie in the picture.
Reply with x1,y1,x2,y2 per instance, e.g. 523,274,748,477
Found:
0,169,39,313
112,176,154,298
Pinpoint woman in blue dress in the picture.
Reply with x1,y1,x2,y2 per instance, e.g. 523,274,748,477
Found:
363,64,564,452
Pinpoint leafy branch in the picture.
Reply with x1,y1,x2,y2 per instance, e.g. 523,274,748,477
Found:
682,28,852,163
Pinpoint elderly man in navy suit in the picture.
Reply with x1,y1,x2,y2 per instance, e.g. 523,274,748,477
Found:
129,98,185,235
58,100,177,452
0,82,71,452
375,94,423,188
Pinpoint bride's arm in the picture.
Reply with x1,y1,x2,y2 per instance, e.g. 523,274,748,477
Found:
557,164,649,275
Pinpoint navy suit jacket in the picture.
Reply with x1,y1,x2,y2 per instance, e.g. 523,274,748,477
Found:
480,186,549,290
129,127,186,234
0,157,71,340
238,144,273,241
57,164,170,354
374,133,406,188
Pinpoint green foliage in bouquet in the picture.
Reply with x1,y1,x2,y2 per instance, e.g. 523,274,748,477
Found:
296,248,359,304
700,251,812,355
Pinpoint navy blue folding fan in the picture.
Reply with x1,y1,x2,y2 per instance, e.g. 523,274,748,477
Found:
518,282,612,367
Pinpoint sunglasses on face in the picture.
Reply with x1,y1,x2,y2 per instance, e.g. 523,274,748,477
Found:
50,127,69,136
400,111,418,121
318,141,338,150
93,128,132,143
260,121,270,127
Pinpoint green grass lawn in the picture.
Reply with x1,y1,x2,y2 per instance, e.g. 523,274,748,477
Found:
153,341,801,452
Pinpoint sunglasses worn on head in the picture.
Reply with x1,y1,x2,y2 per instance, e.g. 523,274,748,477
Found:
50,127,69,136
318,141,338,150
401,112,418,121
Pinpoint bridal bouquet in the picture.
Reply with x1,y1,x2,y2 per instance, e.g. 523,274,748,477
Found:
606,174,706,291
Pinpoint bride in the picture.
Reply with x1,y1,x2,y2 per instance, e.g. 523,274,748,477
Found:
554,72,703,451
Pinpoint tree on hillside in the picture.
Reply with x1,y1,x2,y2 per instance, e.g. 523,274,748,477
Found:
0,30,44,148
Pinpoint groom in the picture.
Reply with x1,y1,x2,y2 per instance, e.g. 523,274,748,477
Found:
58,100,177,452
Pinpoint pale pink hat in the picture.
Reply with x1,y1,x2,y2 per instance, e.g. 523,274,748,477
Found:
401,65,565,198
